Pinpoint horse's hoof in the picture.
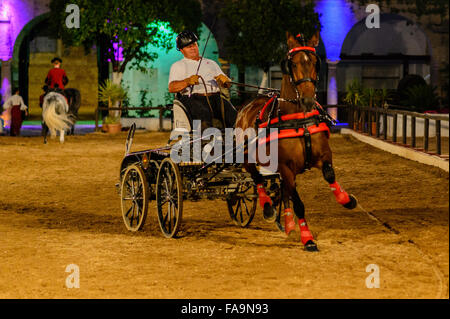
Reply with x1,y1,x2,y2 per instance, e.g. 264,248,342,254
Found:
263,203,276,223
304,240,319,252
343,194,358,210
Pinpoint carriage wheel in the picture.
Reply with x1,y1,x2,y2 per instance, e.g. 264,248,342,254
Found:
120,164,149,231
156,158,183,238
226,183,257,227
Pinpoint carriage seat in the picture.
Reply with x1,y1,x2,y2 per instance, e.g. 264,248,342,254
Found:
172,99,193,133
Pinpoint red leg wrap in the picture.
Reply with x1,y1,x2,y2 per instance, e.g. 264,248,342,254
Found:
298,218,314,245
257,184,272,208
330,182,350,205
284,208,296,235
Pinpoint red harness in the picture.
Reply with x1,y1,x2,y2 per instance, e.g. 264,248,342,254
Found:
257,98,330,146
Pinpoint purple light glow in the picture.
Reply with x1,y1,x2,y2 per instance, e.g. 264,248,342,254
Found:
1,77,11,97
21,124,96,130
315,0,356,61
0,0,35,61
112,41,124,61
0,76,11,125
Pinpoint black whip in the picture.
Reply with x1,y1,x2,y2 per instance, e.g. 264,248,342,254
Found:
188,17,218,97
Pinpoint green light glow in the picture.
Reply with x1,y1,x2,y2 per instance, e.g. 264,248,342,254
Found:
122,22,221,115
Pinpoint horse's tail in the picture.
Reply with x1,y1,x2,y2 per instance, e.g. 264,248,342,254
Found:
42,92,74,131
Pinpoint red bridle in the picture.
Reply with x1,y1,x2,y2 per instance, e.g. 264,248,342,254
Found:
285,46,320,88
288,46,316,55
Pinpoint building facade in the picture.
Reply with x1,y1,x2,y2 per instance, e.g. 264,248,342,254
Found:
1,0,448,121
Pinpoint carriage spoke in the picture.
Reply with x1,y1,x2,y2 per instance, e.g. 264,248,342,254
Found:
125,180,132,191
162,209,169,225
125,204,133,217
130,177,136,197
242,197,250,217
167,204,172,232
238,200,244,224
135,202,142,219
171,205,177,230
159,197,170,206
129,202,136,226
235,199,242,221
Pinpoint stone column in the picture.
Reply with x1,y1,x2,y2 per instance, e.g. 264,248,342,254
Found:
0,58,12,126
430,58,440,89
326,59,339,121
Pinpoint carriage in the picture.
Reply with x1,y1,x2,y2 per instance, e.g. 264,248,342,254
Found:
117,31,359,252
117,98,286,238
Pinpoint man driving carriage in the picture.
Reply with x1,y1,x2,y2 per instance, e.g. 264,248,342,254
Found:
168,30,237,132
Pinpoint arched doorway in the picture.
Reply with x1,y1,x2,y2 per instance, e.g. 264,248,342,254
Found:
338,13,432,92
12,13,98,119
12,13,51,108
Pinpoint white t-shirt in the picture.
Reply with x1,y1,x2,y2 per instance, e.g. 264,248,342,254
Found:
168,57,226,95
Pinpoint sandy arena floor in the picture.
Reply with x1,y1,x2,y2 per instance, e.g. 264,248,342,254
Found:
0,131,448,299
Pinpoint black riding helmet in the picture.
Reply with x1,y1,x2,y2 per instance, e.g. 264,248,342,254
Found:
176,31,198,51
51,57,62,64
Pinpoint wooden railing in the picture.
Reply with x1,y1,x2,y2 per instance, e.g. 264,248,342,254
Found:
347,105,449,156
94,103,448,156
95,105,172,132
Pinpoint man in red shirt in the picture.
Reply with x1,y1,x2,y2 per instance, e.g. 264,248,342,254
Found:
45,57,69,90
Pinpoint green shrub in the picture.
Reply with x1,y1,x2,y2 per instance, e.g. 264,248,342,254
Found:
400,84,441,112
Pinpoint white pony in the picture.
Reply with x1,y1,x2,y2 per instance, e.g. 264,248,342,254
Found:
42,92,75,143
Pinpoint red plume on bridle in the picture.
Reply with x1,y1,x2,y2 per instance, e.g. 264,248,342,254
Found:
295,33,306,46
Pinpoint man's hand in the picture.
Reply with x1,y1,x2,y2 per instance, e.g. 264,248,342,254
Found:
185,75,200,86
215,74,231,88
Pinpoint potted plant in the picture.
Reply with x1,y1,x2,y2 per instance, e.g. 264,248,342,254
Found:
344,79,363,131
363,88,376,134
99,79,128,133
103,114,122,134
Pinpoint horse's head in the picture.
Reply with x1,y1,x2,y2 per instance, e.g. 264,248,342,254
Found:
281,31,320,111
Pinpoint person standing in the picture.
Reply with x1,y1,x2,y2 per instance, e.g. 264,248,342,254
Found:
45,57,69,90
3,88,28,136
168,30,236,131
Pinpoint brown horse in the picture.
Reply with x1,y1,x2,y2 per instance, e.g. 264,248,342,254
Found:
235,31,357,251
